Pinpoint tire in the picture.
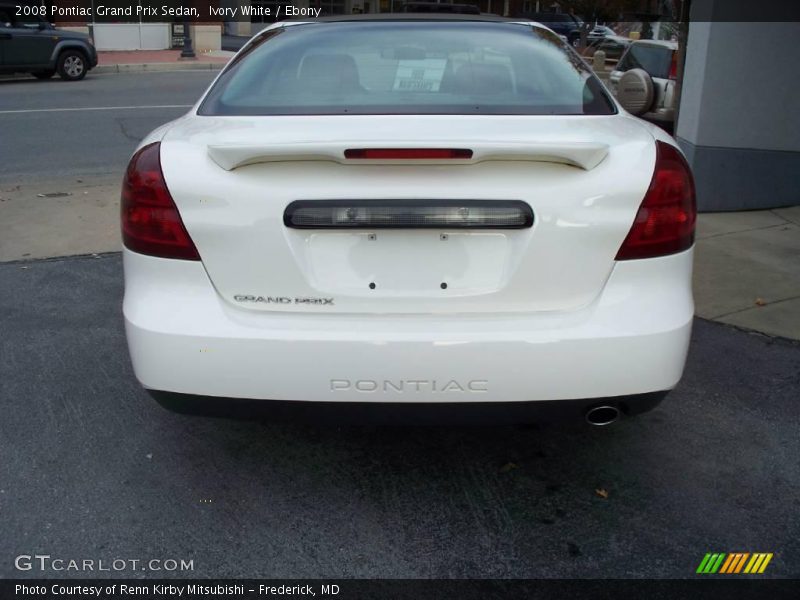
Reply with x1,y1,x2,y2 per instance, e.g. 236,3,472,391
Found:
56,50,87,81
33,70,56,80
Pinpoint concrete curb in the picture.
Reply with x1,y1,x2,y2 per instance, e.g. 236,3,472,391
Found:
94,62,226,74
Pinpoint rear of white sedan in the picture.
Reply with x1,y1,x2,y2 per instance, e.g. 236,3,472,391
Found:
121,16,696,425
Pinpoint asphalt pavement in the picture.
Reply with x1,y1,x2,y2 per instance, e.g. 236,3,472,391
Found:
0,253,798,578
0,71,217,184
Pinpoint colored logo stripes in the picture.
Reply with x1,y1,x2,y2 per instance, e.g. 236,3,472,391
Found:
696,553,773,574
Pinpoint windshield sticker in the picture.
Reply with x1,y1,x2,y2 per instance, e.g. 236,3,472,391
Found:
393,59,447,92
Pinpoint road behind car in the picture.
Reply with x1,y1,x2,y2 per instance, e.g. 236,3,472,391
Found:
0,70,216,184
0,254,798,578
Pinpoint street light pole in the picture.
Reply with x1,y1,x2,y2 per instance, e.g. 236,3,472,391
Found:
180,16,196,59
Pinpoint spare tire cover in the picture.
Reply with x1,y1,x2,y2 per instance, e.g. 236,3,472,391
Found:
617,68,655,116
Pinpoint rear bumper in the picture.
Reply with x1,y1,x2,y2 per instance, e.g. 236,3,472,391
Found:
123,247,694,405
149,390,668,424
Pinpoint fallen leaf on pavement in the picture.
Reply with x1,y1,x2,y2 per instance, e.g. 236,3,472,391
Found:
595,488,609,499
755,298,767,307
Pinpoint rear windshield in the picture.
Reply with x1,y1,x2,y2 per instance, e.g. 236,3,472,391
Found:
199,21,615,116
618,44,674,79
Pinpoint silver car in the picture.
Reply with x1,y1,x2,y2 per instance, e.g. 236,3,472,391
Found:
609,40,678,126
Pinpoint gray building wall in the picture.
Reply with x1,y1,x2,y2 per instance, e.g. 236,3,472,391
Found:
676,17,800,211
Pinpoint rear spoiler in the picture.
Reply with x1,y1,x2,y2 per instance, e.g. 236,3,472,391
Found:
207,142,609,171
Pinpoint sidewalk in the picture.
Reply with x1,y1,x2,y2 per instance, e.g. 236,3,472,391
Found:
0,177,798,340
95,49,233,74
694,206,800,340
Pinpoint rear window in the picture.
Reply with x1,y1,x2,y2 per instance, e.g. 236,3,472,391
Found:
618,44,674,79
199,21,615,116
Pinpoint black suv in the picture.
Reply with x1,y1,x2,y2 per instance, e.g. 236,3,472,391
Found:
0,3,97,81
525,12,584,46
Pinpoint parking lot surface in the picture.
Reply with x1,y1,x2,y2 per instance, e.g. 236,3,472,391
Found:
1,254,798,578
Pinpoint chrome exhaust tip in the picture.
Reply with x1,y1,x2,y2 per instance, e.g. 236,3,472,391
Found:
585,405,620,426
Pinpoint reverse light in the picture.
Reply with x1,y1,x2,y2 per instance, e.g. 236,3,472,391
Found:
615,141,696,260
121,142,200,260
284,200,533,229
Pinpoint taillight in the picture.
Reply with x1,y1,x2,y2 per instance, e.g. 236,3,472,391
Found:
615,141,696,261
669,51,678,80
121,142,200,260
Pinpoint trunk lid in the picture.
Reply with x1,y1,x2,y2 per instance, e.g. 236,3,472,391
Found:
160,114,655,314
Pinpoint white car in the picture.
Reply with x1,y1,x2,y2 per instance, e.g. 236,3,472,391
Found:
121,15,696,425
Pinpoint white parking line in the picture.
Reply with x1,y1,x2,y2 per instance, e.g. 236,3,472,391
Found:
0,105,193,115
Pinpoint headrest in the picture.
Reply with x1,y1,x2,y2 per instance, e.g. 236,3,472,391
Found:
452,63,514,95
298,54,361,88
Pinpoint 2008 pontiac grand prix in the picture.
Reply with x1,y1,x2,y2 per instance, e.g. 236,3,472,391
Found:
121,15,695,425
